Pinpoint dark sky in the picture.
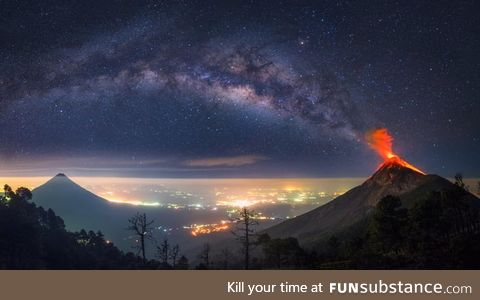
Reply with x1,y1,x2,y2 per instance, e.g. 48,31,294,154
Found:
1,0,479,177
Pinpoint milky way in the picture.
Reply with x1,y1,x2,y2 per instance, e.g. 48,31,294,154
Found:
1,1,479,177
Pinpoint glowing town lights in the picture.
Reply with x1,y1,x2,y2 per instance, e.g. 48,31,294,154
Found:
104,198,161,206
232,199,253,207
216,199,258,207
189,222,231,236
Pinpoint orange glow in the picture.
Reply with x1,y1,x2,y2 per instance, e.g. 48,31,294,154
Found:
365,128,396,160
365,128,425,175
283,186,299,192
190,222,230,236
216,199,257,207
104,198,161,206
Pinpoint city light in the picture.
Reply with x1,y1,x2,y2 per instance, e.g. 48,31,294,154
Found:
188,221,231,236
105,198,161,206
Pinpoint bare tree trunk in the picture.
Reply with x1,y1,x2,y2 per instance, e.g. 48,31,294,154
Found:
232,207,258,270
245,211,249,270
141,234,146,264
128,212,154,265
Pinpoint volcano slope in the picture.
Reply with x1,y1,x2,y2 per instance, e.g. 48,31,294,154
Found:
32,173,120,232
263,157,480,246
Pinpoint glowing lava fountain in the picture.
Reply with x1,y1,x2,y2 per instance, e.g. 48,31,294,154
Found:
365,128,425,175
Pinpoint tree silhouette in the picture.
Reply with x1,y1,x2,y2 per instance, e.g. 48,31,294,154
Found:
177,255,189,270
454,173,469,191
128,212,154,264
258,233,305,269
0,184,149,269
367,195,407,256
198,243,211,269
157,238,170,267
170,244,180,269
220,248,232,269
15,187,32,201
232,207,258,270
3,184,13,199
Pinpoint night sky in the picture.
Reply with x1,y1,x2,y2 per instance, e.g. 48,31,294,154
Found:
1,0,479,177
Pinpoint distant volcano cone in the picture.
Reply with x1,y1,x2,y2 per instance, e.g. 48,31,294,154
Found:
34,173,110,208
32,173,115,232
31,174,161,253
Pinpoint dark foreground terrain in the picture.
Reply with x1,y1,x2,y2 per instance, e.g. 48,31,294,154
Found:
1,170,479,269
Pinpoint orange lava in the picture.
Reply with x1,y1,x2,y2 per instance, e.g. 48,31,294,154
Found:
366,128,425,175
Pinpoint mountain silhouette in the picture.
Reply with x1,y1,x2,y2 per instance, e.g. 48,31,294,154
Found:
264,157,480,245
32,173,117,232
30,174,224,256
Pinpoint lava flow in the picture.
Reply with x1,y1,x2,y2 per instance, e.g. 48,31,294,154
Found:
365,128,425,175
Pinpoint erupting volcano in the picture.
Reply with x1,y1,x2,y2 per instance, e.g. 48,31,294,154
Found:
264,129,475,244
365,128,425,175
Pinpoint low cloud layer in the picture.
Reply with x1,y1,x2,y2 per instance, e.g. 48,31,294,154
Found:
185,155,268,167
